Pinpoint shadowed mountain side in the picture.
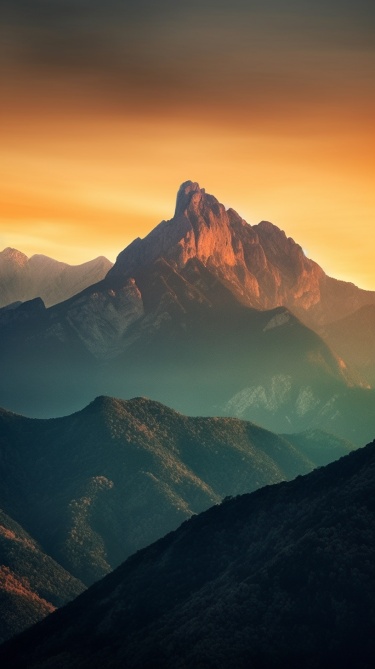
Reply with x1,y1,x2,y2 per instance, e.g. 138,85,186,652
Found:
101,296,372,441
322,305,375,386
2,439,375,669
0,248,112,308
0,510,85,644
2,291,374,444
0,396,337,589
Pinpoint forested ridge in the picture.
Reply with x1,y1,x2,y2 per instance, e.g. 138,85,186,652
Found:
1,438,374,668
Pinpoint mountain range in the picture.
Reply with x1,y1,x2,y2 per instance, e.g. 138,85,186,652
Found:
0,396,354,642
1,179,375,660
0,181,374,444
0,248,112,308
2,437,374,668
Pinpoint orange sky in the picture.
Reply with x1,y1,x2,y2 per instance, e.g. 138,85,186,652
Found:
1,1,375,288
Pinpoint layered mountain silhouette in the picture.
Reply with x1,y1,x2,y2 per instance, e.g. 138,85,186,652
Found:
0,247,112,308
0,395,354,640
0,182,374,443
1,180,374,662
2,438,374,669
0,396,322,584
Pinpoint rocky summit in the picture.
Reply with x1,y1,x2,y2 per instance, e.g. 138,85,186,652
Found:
108,180,375,328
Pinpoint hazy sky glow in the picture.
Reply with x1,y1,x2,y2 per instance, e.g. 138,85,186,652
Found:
1,1,374,287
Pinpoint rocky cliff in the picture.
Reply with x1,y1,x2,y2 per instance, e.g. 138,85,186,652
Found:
108,180,375,327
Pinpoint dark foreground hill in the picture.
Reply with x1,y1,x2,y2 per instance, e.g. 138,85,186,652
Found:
2,439,375,669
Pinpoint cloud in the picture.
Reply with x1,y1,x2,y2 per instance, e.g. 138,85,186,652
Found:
2,1,374,74
0,0,374,130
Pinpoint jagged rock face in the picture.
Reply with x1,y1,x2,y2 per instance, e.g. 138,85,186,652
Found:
108,181,375,326
63,280,144,359
109,182,293,306
108,182,236,279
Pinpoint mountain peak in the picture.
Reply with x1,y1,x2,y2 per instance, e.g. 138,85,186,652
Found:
109,181,235,280
177,179,203,196
174,180,206,216
174,180,223,222
109,181,314,310
256,220,281,233
85,395,180,419
0,247,28,267
96,181,375,328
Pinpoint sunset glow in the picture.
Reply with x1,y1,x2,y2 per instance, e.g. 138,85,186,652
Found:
1,1,374,286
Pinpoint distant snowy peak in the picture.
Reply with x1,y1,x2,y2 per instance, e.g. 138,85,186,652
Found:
0,250,113,308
